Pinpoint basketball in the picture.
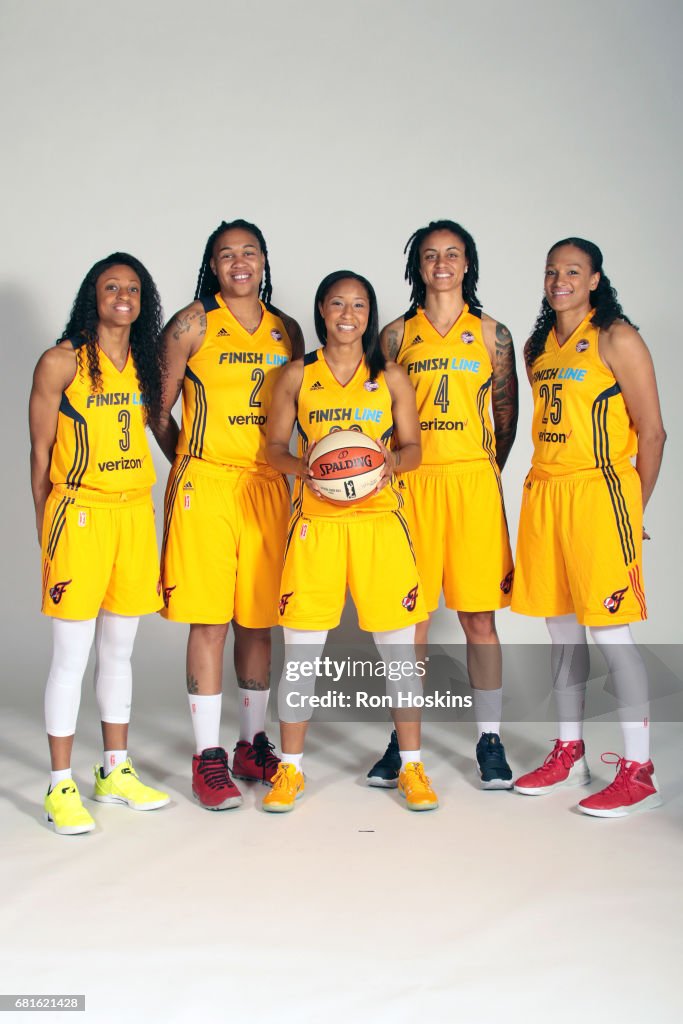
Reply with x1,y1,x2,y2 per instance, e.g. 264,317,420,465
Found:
308,429,386,503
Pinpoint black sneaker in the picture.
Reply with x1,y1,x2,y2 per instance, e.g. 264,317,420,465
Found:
367,730,401,788
476,732,513,790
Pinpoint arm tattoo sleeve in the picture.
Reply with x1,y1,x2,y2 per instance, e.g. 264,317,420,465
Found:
492,322,519,471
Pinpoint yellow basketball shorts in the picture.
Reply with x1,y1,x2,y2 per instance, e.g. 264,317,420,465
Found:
400,462,514,613
511,463,646,626
41,484,161,620
278,509,427,632
161,456,290,627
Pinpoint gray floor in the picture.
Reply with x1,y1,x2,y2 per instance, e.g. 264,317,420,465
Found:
2,635,681,1024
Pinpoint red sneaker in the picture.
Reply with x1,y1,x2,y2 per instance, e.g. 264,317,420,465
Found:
514,739,590,796
578,754,662,818
232,732,281,785
192,747,242,810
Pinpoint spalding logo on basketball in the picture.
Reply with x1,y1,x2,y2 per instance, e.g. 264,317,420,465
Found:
308,429,385,503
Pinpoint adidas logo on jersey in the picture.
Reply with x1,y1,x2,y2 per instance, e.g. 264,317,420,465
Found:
216,328,230,337
183,481,194,490
411,335,424,346
310,381,324,391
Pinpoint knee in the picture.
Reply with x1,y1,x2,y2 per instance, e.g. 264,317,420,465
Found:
458,611,496,643
190,622,230,648
233,623,271,651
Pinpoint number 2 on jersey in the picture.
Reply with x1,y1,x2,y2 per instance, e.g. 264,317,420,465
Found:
249,368,265,408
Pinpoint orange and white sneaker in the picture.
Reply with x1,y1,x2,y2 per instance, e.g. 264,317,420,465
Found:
514,739,590,796
262,762,305,813
578,754,662,818
398,762,439,811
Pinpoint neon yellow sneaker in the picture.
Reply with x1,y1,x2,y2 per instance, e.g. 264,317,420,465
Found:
93,759,170,811
262,762,305,813
398,762,439,811
44,780,96,835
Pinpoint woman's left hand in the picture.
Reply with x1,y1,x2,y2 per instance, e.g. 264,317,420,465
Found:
375,440,398,491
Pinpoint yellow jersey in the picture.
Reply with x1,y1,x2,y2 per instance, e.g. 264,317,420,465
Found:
294,349,400,517
50,344,155,492
396,305,496,466
176,295,293,469
530,312,637,476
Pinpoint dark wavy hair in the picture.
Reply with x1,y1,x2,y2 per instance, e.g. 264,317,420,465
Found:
526,237,637,367
314,270,385,382
404,219,482,313
58,253,164,427
194,219,273,304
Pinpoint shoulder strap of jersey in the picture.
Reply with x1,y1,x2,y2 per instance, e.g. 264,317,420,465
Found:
303,349,319,366
200,294,220,313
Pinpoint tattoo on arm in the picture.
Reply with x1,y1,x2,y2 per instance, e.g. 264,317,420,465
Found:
186,673,199,695
492,322,519,471
237,675,270,691
386,329,401,361
171,311,206,342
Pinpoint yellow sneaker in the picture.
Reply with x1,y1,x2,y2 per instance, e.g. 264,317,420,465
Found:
93,759,170,811
262,762,305,813
44,780,95,835
398,762,439,811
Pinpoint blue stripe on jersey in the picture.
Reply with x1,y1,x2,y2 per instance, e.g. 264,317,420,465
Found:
59,393,89,489
592,384,636,565
185,367,207,459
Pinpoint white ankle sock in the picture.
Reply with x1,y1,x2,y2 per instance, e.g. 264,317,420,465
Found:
188,693,222,754
238,689,269,743
102,750,127,776
400,749,421,769
281,752,303,772
50,768,72,789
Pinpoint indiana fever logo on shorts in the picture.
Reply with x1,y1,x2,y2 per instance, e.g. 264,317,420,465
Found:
603,587,628,613
279,592,294,615
49,580,72,604
163,585,176,608
500,570,514,595
402,584,419,612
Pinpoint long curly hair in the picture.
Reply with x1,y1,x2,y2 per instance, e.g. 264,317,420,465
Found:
404,219,482,313
58,253,164,427
313,270,385,383
194,219,273,304
526,237,637,368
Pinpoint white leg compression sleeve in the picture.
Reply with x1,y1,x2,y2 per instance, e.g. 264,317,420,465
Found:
93,611,139,724
590,624,650,763
44,618,96,736
278,628,328,724
546,614,589,741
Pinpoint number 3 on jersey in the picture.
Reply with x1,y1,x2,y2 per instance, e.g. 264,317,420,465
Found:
434,374,450,414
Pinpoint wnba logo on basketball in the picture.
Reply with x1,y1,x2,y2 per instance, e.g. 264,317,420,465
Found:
402,585,419,612
603,587,628,613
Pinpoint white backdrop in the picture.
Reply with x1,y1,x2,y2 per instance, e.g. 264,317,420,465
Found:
2,0,681,652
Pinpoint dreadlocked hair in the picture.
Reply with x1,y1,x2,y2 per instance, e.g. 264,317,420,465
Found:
313,270,385,383
403,219,482,313
526,237,637,368
193,218,273,305
58,253,164,429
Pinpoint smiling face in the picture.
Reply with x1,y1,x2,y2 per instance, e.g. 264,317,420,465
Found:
318,278,370,348
419,229,468,296
95,264,141,329
544,244,600,316
210,228,265,300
